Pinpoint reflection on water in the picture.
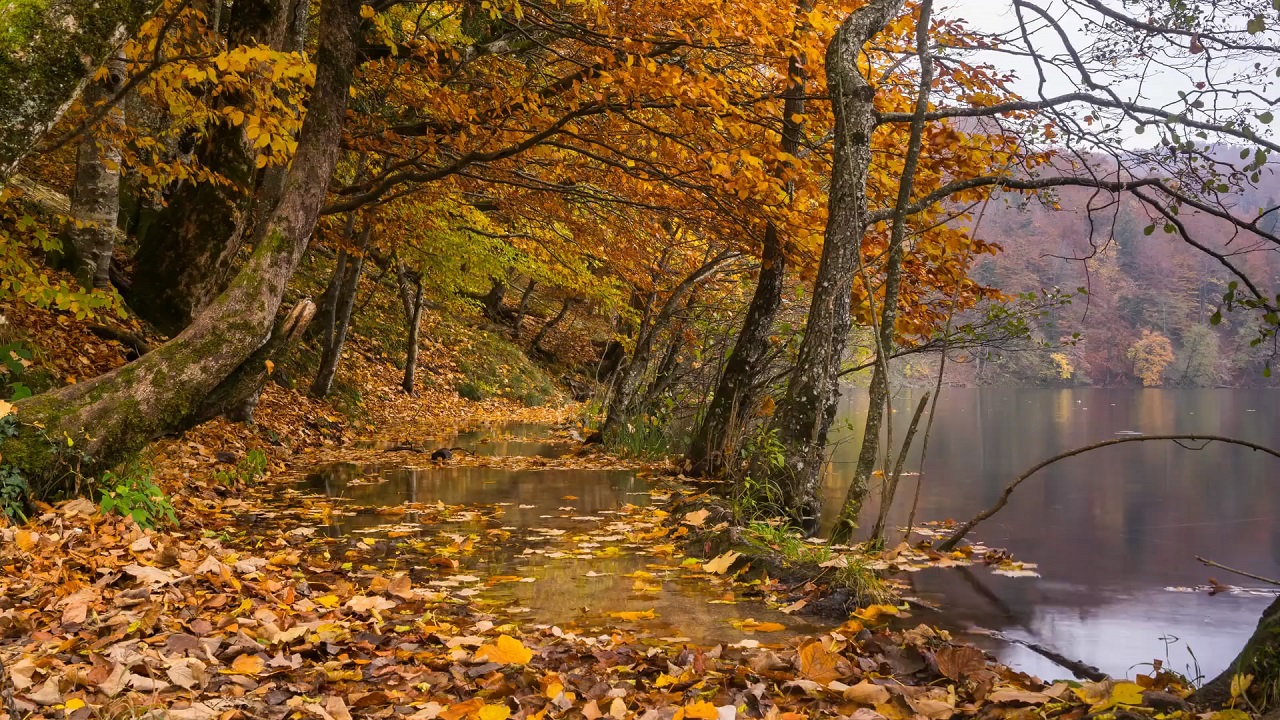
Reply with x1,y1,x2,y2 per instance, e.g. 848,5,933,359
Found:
306,464,820,644
823,388,1280,681
357,422,574,458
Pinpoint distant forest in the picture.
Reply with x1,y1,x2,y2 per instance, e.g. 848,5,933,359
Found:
918,147,1280,389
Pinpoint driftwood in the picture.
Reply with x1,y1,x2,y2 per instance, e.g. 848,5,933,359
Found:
937,435,1280,552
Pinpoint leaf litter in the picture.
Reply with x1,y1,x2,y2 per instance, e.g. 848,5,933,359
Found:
0,420,1232,720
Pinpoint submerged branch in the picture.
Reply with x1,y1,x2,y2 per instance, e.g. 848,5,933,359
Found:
937,435,1280,552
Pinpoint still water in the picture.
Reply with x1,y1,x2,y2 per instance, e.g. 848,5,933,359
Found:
823,388,1280,682
309,389,1279,683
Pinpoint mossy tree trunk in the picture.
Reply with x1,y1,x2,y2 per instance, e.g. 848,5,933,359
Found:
1194,597,1280,711
56,55,126,290
128,0,296,335
0,0,158,180
1,0,362,498
770,0,904,532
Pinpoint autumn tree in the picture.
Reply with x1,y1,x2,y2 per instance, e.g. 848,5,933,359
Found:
1127,329,1175,386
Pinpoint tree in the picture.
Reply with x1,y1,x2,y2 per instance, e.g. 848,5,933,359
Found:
0,0,363,497
1177,324,1220,387
1127,329,1174,387
0,0,158,178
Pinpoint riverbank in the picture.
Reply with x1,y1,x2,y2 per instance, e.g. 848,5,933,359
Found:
0,396,1229,720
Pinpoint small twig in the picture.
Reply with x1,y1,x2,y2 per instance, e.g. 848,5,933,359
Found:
1196,556,1280,587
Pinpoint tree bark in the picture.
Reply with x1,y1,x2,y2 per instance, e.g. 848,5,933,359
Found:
836,0,934,540
311,223,370,397
194,299,316,424
1,0,361,498
603,252,734,433
684,0,810,478
869,391,929,541
57,55,126,290
128,0,296,335
770,0,905,532
531,296,576,356
401,273,425,395
0,0,158,180
482,278,507,322
513,279,536,338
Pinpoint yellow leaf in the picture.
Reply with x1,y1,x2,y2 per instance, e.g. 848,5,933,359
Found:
64,698,86,711
608,609,656,621
359,4,375,17
315,594,340,608
1230,673,1254,700
683,702,718,720
702,550,740,574
228,653,264,676
853,604,900,623
473,635,533,665
478,704,510,720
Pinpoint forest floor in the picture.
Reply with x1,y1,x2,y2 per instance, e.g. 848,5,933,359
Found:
0,300,1240,720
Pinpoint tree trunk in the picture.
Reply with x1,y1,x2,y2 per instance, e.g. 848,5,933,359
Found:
128,0,296,335
770,0,905,532
254,0,311,218
513,279,536,338
0,0,158,180
684,0,809,478
1194,596,1280,711
834,0,934,541
401,274,425,395
57,55,125,290
603,252,734,433
531,297,576,356
482,278,507,322
195,299,316,424
1,0,361,498
311,223,370,397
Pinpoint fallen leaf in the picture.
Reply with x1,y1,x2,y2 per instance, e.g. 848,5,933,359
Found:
935,645,986,681
684,702,719,720
608,610,657,621
797,639,846,684
473,635,533,665
682,509,710,527
228,653,264,676
702,550,741,574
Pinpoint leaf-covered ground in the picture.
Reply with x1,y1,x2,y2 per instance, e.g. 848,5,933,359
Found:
0,396,1243,720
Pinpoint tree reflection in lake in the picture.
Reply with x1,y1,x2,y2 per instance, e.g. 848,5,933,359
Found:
824,388,1280,681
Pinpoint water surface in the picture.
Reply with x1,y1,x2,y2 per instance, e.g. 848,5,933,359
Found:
823,388,1280,682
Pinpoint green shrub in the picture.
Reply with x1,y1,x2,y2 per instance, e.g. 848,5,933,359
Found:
0,464,28,523
98,464,176,529
214,448,270,487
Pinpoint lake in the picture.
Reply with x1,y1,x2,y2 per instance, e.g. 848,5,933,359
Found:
823,387,1280,682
